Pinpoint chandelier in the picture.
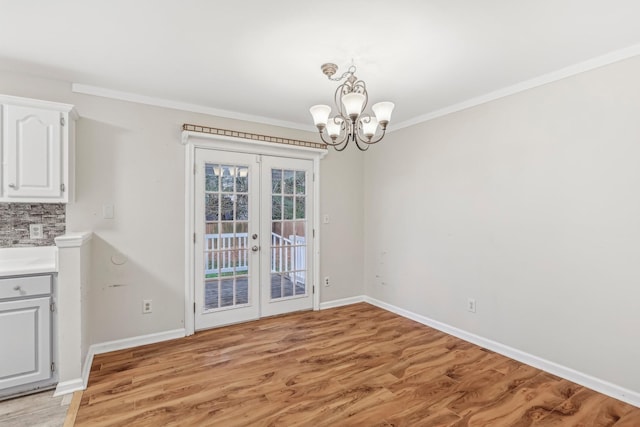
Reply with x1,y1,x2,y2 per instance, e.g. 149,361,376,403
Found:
309,63,395,151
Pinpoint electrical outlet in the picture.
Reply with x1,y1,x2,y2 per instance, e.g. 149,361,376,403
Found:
142,299,153,314
324,276,330,287
467,298,476,313
29,224,44,239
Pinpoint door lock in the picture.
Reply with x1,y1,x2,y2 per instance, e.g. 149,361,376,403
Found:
252,234,258,240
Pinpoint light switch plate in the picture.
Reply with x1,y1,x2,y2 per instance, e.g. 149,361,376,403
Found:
103,204,114,219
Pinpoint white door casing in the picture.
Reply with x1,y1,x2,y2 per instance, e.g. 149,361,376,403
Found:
183,131,326,335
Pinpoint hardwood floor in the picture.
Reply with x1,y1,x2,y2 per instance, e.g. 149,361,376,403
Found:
74,303,640,426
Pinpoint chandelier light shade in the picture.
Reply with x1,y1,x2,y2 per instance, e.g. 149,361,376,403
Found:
310,63,395,151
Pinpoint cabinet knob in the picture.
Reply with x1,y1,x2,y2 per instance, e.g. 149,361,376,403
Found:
13,286,21,291
8,183,16,188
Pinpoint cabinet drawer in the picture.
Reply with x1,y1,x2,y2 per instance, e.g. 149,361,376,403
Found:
0,275,51,299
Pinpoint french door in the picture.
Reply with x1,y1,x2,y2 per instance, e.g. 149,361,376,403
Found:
194,148,314,330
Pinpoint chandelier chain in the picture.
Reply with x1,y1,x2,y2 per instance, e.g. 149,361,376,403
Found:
327,65,357,82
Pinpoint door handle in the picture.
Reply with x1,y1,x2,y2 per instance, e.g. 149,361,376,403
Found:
251,246,259,252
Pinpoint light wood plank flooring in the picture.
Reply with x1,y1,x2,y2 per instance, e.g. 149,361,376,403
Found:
0,389,71,427
74,303,640,426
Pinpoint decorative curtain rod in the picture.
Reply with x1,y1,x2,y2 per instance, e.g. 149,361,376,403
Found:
182,124,327,150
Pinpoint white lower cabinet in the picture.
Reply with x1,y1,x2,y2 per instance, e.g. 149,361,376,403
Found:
0,275,54,397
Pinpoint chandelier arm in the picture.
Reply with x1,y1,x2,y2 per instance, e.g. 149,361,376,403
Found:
319,130,350,151
353,136,370,151
360,126,388,145
318,131,342,146
348,120,369,151
333,139,351,151
354,115,375,145
334,83,347,117
317,122,350,149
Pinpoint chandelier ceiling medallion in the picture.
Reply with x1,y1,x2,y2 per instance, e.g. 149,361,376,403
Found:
309,63,395,151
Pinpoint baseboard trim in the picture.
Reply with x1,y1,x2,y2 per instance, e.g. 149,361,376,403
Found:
319,295,366,310
89,328,186,356
81,350,94,389
54,378,84,397
78,328,186,391
364,296,640,408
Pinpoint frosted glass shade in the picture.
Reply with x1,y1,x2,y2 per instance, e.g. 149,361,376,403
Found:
342,93,366,117
372,102,395,123
309,105,331,126
361,116,378,138
326,117,344,138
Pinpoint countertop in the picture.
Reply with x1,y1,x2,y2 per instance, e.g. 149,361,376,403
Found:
0,246,57,277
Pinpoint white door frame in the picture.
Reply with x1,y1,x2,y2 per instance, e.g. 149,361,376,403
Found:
182,130,327,336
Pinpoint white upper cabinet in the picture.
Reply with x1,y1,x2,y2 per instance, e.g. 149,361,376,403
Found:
0,95,77,203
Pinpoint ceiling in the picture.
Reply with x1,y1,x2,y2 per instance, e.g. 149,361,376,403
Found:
2,0,640,131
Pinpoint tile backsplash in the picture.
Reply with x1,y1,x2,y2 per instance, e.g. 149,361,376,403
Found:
0,203,65,247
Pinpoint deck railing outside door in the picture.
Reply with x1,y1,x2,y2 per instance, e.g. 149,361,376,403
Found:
205,233,305,283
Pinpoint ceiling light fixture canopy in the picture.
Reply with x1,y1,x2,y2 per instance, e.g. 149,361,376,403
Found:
310,63,395,151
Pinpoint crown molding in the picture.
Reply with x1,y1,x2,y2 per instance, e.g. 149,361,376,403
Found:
73,43,640,135
71,83,313,132
391,43,640,132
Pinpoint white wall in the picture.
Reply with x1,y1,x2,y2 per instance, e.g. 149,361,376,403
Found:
0,70,364,345
364,56,640,393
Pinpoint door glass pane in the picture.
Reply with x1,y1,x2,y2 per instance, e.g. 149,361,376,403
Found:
295,171,305,195
295,196,305,219
237,194,248,220
221,195,234,220
221,165,234,192
272,169,282,193
236,167,248,192
206,164,220,192
270,168,308,300
236,279,249,304
283,196,294,220
203,161,251,312
283,170,294,194
272,196,282,220
293,272,305,295
205,279,219,309
205,194,219,221
235,222,248,234
221,222,234,234
220,279,234,307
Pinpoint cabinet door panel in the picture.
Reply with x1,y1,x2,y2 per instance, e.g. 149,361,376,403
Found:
0,296,51,390
5,105,62,198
